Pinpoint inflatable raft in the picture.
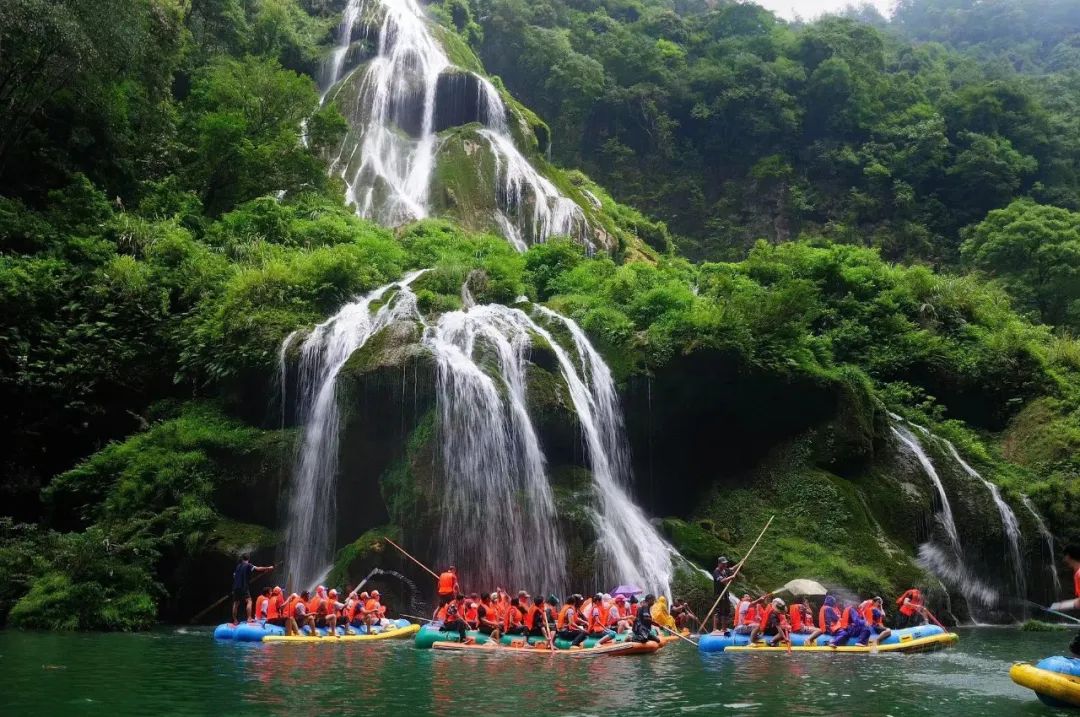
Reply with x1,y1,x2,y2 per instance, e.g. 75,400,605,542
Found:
1010,657,1080,709
431,639,661,656
698,625,958,654
414,624,675,650
215,619,416,643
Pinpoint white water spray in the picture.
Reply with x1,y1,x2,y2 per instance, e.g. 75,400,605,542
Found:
281,270,426,590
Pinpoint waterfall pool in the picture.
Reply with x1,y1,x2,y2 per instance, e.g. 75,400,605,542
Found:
2,627,1074,716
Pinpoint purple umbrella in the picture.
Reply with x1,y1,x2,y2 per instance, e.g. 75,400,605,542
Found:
611,585,643,597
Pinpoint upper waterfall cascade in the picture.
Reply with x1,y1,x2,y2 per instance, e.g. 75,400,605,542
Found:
321,0,591,250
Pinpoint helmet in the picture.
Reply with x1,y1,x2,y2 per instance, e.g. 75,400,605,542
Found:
372,590,380,597
772,598,785,609
718,556,730,564
360,591,369,599
328,589,338,598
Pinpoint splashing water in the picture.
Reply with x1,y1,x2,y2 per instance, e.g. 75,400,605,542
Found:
534,306,673,596
423,305,568,592
942,442,1025,598
1022,494,1062,596
917,544,1000,609
281,270,426,590
322,0,589,248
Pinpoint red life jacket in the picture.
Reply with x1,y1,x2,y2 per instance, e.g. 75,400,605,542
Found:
860,600,875,623
818,605,839,632
255,596,269,619
586,605,607,633
758,605,774,629
788,604,803,630
437,572,456,596
267,594,283,620
524,605,543,631
897,589,921,616
504,605,523,631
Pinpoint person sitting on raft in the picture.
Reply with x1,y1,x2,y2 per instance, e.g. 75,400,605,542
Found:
585,593,615,645
733,593,763,635
818,595,842,640
632,594,661,645
479,593,501,637
255,587,271,621
292,590,319,636
789,596,822,645
463,593,481,630
896,588,928,628
556,595,588,647
828,601,871,647
525,595,552,640
442,595,471,643
266,586,286,626
750,597,790,647
503,595,528,636
672,598,696,632
609,595,633,634
865,597,892,645
1048,544,1080,656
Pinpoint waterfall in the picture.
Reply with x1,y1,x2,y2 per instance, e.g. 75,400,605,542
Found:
1022,494,1062,595
423,305,568,592
534,306,673,595
322,0,590,248
281,270,426,590
942,442,1025,598
891,424,962,554
917,544,1000,609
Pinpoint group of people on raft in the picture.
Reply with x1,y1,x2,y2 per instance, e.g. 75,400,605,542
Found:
229,554,396,637
710,556,933,648
430,566,681,646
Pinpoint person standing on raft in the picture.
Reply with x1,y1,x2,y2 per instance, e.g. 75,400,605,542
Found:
436,566,459,612
896,587,929,628
230,554,273,624
712,556,736,632
1048,544,1080,656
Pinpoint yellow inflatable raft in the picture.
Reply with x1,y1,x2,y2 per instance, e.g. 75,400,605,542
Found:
1010,658,1080,709
722,630,958,654
262,623,419,643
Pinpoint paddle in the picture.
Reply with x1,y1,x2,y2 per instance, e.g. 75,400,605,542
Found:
658,624,699,647
1029,601,1080,625
190,565,276,624
697,515,775,633
382,536,441,580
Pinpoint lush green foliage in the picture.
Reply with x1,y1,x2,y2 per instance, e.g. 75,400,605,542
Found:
453,0,1080,265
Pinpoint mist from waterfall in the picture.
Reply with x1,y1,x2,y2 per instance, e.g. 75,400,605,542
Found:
322,0,588,248
280,270,425,590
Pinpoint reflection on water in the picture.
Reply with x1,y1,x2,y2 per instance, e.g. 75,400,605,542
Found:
0,627,1076,716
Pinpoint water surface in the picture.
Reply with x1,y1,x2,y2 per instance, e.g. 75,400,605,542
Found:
0,627,1073,716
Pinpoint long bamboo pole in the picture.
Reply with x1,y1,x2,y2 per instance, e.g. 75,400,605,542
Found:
696,514,775,633
382,536,440,579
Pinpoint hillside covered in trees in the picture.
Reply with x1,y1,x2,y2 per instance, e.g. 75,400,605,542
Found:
2,0,1080,630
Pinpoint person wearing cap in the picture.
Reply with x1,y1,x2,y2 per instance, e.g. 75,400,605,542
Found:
712,556,736,632
324,588,351,635
608,595,632,634
632,594,661,644
750,597,790,646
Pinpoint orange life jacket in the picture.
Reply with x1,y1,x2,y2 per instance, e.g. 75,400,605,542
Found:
524,605,542,631
307,595,322,615
465,602,479,624
436,604,448,622
557,605,573,630
788,604,803,630
587,605,607,633
897,589,921,616
255,596,269,619
744,604,760,624
840,605,860,628
437,571,456,596
267,595,282,620
758,605,774,629
364,598,379,615
504,605,523,631
860,600,875,624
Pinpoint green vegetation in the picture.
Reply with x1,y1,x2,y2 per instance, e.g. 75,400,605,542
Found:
4,0,1080,629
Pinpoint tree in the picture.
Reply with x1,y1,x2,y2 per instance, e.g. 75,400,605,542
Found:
961,199,1080,327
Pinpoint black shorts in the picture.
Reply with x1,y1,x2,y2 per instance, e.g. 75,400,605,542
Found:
717,598,732,617
232,589,250,601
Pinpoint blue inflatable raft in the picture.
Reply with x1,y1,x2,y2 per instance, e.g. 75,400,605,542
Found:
1011,656,1080,708
214,618,413,643
698,624,958,654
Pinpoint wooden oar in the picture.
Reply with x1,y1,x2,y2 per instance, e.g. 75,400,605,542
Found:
382,536,440,579
697,515,775,633
658,624,698,647
190,567,275,624
401,613,438,624
923,607,948,630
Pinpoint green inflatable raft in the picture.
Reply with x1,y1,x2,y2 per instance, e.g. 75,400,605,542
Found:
414,626,660,650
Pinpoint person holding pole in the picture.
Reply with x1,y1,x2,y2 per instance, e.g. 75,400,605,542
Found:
712,556,736,633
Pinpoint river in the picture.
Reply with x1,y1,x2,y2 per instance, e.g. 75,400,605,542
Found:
0,627,1073,716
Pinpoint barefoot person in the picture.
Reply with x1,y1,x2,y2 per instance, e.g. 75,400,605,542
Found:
231,554,273,624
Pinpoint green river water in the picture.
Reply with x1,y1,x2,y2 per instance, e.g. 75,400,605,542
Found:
0,627,1074,716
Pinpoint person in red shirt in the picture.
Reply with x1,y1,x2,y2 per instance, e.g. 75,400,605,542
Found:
1049,545,1080,656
